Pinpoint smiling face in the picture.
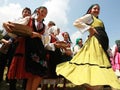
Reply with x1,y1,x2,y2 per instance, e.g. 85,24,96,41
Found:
22,8,31,18
78,39,83,47
37,7,48,21
63,32,69,41
90,5,100,17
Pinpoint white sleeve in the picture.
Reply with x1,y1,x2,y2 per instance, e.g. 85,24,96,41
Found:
111,45,117,57
73,45,80,54
73,14,93,33
14,16,30,25
43,35,56,51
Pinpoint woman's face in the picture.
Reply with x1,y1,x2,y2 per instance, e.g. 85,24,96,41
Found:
78,39,83,46
90,5,100,17
37,8,47,21
22,9,31,18
63,33,69,40
54,29,60,36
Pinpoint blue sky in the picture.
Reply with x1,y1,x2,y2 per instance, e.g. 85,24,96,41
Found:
0,0,120,48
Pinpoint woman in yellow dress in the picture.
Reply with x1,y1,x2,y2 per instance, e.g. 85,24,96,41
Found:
56,4,120,90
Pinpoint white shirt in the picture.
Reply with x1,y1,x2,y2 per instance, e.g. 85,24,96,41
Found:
73,14,93,33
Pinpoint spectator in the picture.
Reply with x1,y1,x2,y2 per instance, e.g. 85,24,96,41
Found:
73,38,83,55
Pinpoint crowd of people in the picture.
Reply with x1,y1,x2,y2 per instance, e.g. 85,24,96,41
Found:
109,40,120,79
0,3,120,90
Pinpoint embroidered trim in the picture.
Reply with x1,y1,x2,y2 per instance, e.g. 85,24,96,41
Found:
69,62,111,69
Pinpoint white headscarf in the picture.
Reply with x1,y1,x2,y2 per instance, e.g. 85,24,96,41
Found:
48,26,60,35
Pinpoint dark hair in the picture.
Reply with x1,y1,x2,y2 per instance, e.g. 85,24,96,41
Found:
48,21,56,26
33,6,47,14
115,40,120,52
22,7,31,14
86,4,100,18
62,32,72,43
32,6,47,21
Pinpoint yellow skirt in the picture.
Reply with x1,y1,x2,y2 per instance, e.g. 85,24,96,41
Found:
56,36,120,89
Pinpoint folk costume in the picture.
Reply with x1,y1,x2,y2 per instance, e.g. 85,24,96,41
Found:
25,18,47,77
7,17,47,79
44,26,63,78
61,32,73,61
56,14,120,89
112,40,120,77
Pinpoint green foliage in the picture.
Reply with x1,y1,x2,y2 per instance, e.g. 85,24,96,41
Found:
0,29,4,40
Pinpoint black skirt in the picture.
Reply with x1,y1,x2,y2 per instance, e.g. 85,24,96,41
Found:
25,37,47,76
46,48,71,78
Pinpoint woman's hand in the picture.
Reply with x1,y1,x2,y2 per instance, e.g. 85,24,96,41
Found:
3,22,14,32
54,41,68,49
1,39,11,45
89,27,98,37
64,48,73,56
31,32,41,38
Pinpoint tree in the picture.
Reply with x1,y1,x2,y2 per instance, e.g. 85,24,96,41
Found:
0,29,4,40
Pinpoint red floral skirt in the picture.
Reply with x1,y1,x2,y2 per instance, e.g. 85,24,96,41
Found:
7,38,32,79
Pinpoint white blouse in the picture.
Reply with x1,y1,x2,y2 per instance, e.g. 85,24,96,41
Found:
14,16,31,25
73,14,93,33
